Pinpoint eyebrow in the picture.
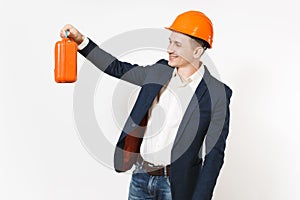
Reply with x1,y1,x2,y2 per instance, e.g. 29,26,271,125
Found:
169,37,182,45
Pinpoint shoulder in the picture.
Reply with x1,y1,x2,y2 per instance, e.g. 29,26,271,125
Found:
152,59,172,70
155,59,169,65
204,67,233,102
211,75,232,98
145,59,173,73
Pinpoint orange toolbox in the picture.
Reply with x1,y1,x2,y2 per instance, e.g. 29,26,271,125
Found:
54,31,77,83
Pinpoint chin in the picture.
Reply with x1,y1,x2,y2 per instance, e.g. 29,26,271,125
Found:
168,60,177,67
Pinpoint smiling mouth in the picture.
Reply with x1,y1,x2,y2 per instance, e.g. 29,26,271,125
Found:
169,55,178,60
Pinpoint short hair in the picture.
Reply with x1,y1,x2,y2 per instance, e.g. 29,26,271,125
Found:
189,35,209,50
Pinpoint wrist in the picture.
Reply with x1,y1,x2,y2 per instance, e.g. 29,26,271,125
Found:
77,36,89,50
76,34,84,45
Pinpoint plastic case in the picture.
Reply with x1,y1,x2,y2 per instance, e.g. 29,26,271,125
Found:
54,38,77,83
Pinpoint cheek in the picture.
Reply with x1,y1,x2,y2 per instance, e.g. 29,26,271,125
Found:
175,50,186,60
178,51,194,62
176,46,193,57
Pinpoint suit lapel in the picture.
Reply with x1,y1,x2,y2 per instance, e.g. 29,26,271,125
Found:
172,66,211,149
120,63,174,141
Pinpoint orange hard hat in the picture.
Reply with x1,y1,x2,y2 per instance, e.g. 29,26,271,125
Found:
165,11,214,48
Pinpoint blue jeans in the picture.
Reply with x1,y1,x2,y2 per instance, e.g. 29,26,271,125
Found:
128,163,172,200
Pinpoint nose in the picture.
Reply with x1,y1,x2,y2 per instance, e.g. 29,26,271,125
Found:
167,43,174,54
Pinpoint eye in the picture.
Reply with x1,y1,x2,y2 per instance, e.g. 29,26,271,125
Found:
175,42,182,47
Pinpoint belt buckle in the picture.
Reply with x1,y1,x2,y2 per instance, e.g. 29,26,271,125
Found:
139,157,169,177
146,162,168,177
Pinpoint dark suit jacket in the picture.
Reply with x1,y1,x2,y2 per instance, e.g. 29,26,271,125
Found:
79,38,232,200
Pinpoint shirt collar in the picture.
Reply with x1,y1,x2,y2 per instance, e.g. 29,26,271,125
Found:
172,63,205,84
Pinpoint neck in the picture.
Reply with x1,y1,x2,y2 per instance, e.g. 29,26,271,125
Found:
177,60,202,79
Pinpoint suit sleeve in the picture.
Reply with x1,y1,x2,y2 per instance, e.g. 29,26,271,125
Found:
78,38,148,86
192,86,232,200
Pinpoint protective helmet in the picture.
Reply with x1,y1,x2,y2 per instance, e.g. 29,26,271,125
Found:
165,11,214,48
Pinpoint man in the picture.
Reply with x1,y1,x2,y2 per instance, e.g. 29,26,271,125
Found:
60,10,232,200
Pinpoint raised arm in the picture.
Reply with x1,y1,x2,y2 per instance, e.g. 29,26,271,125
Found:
60,24,149,86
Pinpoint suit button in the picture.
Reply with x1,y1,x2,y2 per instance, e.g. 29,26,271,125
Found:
131,123,136,127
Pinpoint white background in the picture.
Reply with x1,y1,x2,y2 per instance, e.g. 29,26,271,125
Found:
1,0,300,199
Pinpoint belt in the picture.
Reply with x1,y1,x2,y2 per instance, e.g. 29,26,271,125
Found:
137,156,170,176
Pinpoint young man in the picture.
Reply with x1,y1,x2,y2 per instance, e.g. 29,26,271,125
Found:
60,11,232,200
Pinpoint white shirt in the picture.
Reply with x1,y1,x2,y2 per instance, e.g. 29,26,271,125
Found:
78,37,204,165
140,66,204,165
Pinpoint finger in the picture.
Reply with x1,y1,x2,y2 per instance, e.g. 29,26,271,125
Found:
60,29,67,38
60,24,74,38
63,24,74,31
60,30,66,38
68,27,78,37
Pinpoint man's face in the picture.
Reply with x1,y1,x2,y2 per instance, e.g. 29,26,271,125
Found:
167,31,196,68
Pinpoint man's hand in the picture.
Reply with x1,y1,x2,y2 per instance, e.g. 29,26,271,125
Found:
60,24,84,45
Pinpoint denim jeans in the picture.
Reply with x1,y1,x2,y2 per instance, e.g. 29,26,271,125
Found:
128,163,172,200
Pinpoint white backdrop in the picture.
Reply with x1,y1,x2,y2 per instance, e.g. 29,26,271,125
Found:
1,0,300,199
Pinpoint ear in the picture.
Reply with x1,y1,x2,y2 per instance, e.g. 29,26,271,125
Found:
193,46,204,59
